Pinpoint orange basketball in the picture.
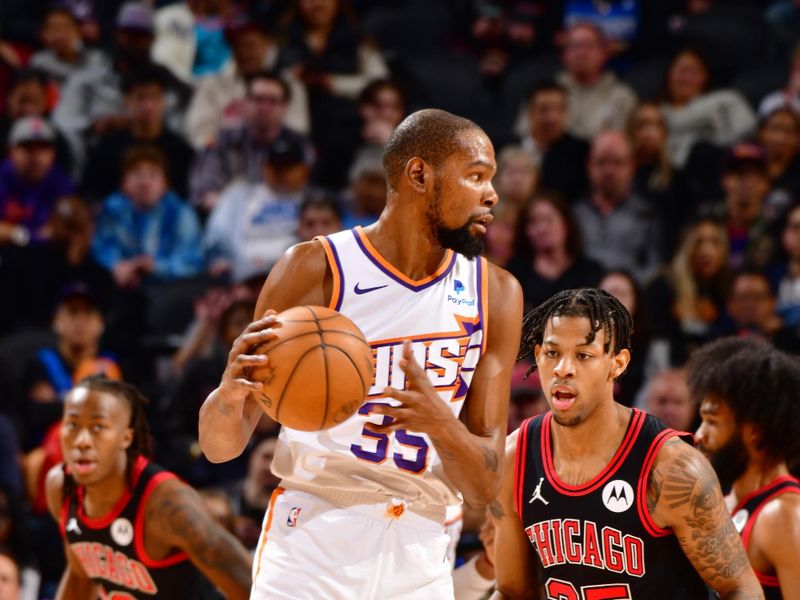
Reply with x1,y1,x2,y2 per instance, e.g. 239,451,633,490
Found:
249,306,373,431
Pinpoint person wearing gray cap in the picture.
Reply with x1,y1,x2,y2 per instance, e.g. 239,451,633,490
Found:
0,116,75,245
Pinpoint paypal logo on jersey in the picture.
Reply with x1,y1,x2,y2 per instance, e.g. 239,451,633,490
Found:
447,279,475,306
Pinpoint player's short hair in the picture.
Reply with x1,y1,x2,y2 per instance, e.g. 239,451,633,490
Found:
382,109,482,188
518,288,633,367
687,337,800,465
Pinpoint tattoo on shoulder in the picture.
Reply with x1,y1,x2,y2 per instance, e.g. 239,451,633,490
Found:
489,500,505,520
660,446,751,587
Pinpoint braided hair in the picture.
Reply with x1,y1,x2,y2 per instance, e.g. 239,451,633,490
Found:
518,288,634,371
63,376,153,502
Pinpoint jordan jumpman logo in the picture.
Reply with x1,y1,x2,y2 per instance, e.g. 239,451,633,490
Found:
529,477,549,505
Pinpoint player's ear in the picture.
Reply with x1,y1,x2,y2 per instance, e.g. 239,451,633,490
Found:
405,157,428,192
741,422,762,454
121,427,133,450
609,348,630,380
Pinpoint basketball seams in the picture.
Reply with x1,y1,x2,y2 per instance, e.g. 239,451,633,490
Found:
308,306,333,431
325,344,369,396
275,345,324,423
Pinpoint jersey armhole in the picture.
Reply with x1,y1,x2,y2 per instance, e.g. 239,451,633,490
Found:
315,236,344,311
478,257,488,354
133,472,190,568
636,428,682,538
513,418,532,517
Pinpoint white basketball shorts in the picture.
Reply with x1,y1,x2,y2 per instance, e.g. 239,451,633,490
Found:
250,488,455,599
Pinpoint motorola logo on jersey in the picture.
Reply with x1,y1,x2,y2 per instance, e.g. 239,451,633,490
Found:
602,480,635,513
111,517,134,546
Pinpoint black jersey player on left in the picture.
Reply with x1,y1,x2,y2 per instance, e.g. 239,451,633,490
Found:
44,376,252,599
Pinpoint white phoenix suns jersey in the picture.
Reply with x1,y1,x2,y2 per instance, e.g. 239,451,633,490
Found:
271,226,489,516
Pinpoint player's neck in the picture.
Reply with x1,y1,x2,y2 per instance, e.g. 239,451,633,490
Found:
366,208,449,280
732,459,791,503
551,399,628,461
82,458,130,518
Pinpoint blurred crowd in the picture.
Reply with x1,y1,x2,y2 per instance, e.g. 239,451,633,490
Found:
1,0,800,598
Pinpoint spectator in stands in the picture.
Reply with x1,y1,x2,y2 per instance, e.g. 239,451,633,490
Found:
556,22,637,140
0,70,75,175
0,491,38,600
29,6,106,87
518,80,589,202
646,218,732,364
661,47,756,167
717,270,800,354
18,284,120,451
340,150,385,229
189,71,312,212
573,130,662,281
82,66,195,202
276,0,389,188
758,106,800,218
152,0,239,84
227,435,280,550
204,136,311,283
628,101,693,257
771,203,800,329
199,488,237,533
0,117,74,246
507,192,604,312
711,143,775,269
765,2,800,53
296,194,342,242
759,42,800,118
638,369,696,433
0,549,21,600
494,145,537,213
599,269,650,406
93,146,204,288
53,2,191,167
352,78,406,167
186,20,309,150
1,196,113,333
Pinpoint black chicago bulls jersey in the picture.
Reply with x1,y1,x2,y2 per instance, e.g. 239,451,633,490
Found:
60,456,202,599
730,475,800,600
514,409,707,599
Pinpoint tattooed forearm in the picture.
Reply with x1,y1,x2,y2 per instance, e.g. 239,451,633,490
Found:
658,446,754,591
489,500,506,519
483,446,500,472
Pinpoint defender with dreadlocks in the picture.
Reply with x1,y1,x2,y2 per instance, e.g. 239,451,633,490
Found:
490,289,763,599
44,376,252,599
690,337,800,599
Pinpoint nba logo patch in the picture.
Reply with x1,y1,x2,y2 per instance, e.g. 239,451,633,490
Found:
287,507,301,527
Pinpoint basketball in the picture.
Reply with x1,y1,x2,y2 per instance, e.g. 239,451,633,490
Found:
249,305,373,431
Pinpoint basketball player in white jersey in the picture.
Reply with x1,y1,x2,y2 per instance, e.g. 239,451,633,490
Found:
198,109,523,599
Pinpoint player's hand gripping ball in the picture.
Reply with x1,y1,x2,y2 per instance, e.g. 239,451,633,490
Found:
249,306,373,431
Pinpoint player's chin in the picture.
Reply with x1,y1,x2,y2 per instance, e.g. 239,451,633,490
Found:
469,221,487,236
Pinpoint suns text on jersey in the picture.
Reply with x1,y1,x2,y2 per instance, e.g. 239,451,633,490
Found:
526,518,645,577
367,316,483,403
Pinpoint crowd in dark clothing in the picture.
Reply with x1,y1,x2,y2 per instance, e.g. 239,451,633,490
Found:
2,0,800,598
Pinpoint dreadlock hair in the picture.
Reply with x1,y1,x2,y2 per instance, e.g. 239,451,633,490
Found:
63,376,153,503
686,337,800,467
518,288,634,369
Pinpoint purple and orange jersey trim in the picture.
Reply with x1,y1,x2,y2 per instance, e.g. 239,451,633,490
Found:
352,226,457,292
316,236,344,311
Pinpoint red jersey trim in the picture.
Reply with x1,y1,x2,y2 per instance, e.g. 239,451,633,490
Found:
59,495,69,537
514,418,533,517
636,428,681,538
76,456,149,529
755,570,780,587
738,477,800,566
133,472,190,568
541,409,645,496
732,475,800,515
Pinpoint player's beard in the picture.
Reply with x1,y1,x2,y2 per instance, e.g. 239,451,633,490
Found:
707,432,749,490
428,179,485,260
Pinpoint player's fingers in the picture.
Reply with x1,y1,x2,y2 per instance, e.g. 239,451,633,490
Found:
228,354,269,373
398,341,433,391
239,329,278,348
381,387,418,406
231,378,263,392
243,314,278,334
363,420,400,434
260,309,278,318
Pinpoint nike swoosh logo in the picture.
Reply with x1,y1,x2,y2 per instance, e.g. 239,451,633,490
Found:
354,283,388,295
